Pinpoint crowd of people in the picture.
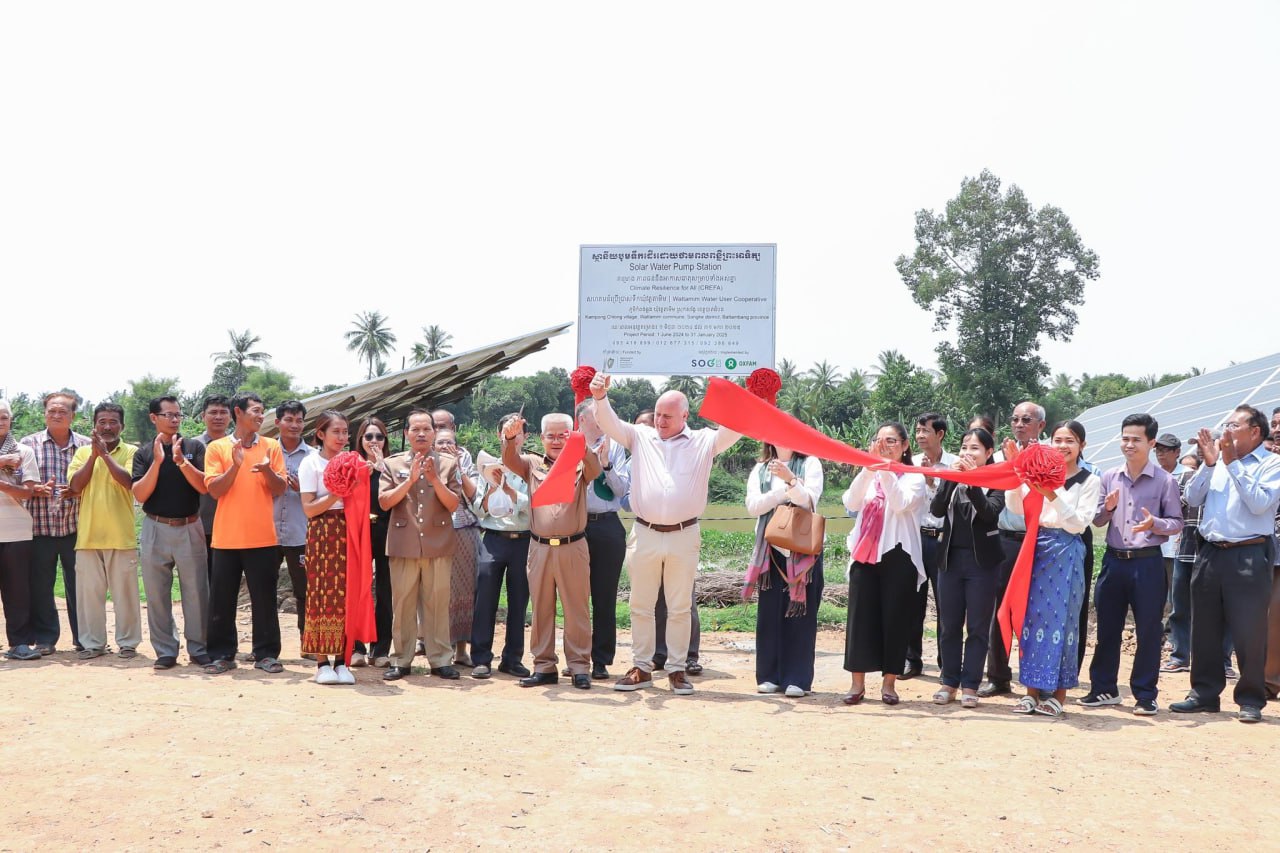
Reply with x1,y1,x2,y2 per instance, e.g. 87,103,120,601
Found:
1,378,1278,724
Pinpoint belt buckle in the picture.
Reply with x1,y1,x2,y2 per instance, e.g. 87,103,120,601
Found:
548,537,562,547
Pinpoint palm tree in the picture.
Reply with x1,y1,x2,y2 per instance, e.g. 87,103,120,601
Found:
411,325,454,364
777,358,798,384
806,360,843,403
210,329,271,393
345,311,398,379
661,375,706,406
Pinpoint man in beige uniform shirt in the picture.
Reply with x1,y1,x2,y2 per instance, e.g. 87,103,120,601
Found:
591,373,740,695
379,409,464,682
502,412,602,689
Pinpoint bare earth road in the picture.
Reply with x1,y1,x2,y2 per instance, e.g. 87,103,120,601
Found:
1,602,1276,851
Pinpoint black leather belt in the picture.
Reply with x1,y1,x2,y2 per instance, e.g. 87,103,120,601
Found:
530,531,587,547
587,511,618,522
1106,545,1163,560
920,527,943,539
486,530,530,540
1000,530,1026,541
635,516,699,533
1202,535,1268,550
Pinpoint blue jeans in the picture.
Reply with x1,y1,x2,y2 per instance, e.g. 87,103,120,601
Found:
1169,559,1232,668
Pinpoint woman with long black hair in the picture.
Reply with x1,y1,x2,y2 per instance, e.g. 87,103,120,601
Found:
350,417,393,668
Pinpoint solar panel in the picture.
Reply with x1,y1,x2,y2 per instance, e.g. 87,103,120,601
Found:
1077,352,1280,471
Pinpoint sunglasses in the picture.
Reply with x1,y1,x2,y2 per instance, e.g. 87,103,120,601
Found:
363,433,386,441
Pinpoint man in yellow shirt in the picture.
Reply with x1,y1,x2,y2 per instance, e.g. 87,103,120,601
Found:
203,392,288,675
66,403,139,661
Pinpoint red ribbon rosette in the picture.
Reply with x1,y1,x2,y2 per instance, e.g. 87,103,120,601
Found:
1011,442,1067,493
320,449,376,661
570,365,597,407
322,450,365,498
746,368,782,406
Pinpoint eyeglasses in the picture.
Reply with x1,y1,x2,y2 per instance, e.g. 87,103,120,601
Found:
880,437,902,446
156,412,183,419
1011,416,1037,424
363,433,386,441
543,433,570,442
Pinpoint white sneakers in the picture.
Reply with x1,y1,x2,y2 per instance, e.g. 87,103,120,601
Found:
758,681,780,694
759,682,806,697
784,685,806,698
334,665,356,685
315,663,357,685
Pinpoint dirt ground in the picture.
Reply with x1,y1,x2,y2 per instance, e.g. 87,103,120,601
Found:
2,600,1277,852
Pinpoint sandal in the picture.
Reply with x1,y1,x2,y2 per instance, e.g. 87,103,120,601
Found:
1011,695,1038,715
842,691,865,706
118,647,138,660
203,659,235,674
1033,697,1065,718
932,688,956,705
960,693,979,709
254,657,285,674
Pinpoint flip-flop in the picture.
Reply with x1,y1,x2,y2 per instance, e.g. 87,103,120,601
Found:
254,657,284,674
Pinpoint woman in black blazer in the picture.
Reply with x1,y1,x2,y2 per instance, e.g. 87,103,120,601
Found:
928,428,1006,708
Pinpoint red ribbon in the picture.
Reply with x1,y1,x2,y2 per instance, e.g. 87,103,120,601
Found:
699,377,1048,653
322,451,378,661
529,431,587,508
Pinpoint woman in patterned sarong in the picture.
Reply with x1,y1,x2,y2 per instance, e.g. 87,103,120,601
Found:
299,411,359,686
1005,420,1100,718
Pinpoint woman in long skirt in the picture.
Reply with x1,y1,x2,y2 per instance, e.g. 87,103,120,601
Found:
1005,420,1100,718
745,442,824,698
842,422,927,706
350,417,393,668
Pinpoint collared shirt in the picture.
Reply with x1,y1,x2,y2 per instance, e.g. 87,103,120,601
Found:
913,451,959,529
19,429,91,537
0,442,40,542
472,471,531,533
204,434,286,549
1184,445,1280,542
997,441,1046,532
131,436,205,519
1176,467,1203,563
1006,468,1100,536
450,447,480,529
843,469,928,586
595,395,739,524
195,431,226,536
273,439,316,547
585,440,630,514
1092,461,1184,550
68,442,139,550
1159,462,1188,558
379,451,463,558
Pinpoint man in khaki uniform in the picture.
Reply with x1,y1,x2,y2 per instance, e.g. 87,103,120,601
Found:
379,409,463,681
502,412,601,689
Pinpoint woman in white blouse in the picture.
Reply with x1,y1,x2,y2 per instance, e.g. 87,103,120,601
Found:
841,422,927,706
745,443,824,698
1005,419,1100,719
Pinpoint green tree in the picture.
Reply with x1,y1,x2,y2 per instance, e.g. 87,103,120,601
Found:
896,169,1100,420
240,366,298,411
345,311,398,380
210,329,271,394
122,375,183,443
1043,372,1082,427
1077,372,1147,410
817,372,870,429
411,324,454,364
661,375,706,407
869,350,936,424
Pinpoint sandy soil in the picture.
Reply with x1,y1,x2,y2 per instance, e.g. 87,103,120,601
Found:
2,599,1277,852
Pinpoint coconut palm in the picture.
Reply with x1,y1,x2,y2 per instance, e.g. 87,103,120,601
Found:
411,325,454,364
806,360,843,406
661,375,706,406
345,311,398,380
210,329,271,393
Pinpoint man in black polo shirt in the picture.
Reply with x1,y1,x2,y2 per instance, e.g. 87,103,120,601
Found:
131,395,211,670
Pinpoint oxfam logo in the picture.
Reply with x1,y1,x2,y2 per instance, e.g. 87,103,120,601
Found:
725,357,738,370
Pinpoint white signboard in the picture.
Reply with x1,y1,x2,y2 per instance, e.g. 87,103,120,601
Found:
577,243,776,376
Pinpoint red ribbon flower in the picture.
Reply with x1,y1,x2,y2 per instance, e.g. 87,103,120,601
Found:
746,368,782,406
322,450,366,498
1011,443,1067,492
570,365,597,405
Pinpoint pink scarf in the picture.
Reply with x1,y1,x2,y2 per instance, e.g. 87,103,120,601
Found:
850,477,886,564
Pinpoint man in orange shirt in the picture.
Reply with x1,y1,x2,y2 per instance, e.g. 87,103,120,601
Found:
203,392,288,675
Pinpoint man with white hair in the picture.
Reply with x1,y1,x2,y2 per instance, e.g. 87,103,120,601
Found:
590,375,741,695
501,411,601,689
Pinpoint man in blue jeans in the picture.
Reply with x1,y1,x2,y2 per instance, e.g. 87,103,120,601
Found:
1079,414,1183,715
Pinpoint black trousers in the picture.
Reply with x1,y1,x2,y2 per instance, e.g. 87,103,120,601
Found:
30,533,78,648
470,530,531,668
1189,537,1274,710
0,540,34,646
756,548,824,690
279,544,306,634
586,512,626,666
1078,527,1095,670
844,545,917,675
355,523,393,659
985,533,1023,684
937,547,997,690
906,531,941,669
208,546,282,662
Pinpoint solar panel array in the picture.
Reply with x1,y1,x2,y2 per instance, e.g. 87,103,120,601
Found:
1078,352,1280,470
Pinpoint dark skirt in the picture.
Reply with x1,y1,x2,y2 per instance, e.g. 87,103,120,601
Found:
844,545,918,675
755,547,824,691
302,512,348,656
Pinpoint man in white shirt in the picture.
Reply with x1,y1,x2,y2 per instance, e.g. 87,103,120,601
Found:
904,412,959,679
590,373,740,695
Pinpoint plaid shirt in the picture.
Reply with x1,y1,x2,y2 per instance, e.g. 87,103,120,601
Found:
19,429,91,537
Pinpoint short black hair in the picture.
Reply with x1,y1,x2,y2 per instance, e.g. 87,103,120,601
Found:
276,400,306,419
230,392,264,419
93,401,125,422
201,395,231,413
916,412,947,434
148,395,180,416
1236,405,1270,440
969,414,996,435
1121,413,1158,440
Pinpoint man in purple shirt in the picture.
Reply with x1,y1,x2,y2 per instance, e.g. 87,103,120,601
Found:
1079,414,1184,715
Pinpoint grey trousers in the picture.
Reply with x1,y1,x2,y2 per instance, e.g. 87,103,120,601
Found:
75,549,141,652
140,516,209,660
654,580,702,664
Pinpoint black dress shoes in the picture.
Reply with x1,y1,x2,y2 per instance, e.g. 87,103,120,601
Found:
573,674,591,690
520,672,558,688
498,661,532,678
382,666,412,681
900,661,923,680
432,665,461,680
1238,706,1263,723
591,663,610,680
1170,696,1220,714
977,680,1011,698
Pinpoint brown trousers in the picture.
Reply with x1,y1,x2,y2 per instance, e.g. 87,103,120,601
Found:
526,539,591,675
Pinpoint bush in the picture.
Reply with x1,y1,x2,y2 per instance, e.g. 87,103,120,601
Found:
706,466,746,503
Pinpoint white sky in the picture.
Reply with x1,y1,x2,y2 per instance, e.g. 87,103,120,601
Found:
3,2,1277,402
